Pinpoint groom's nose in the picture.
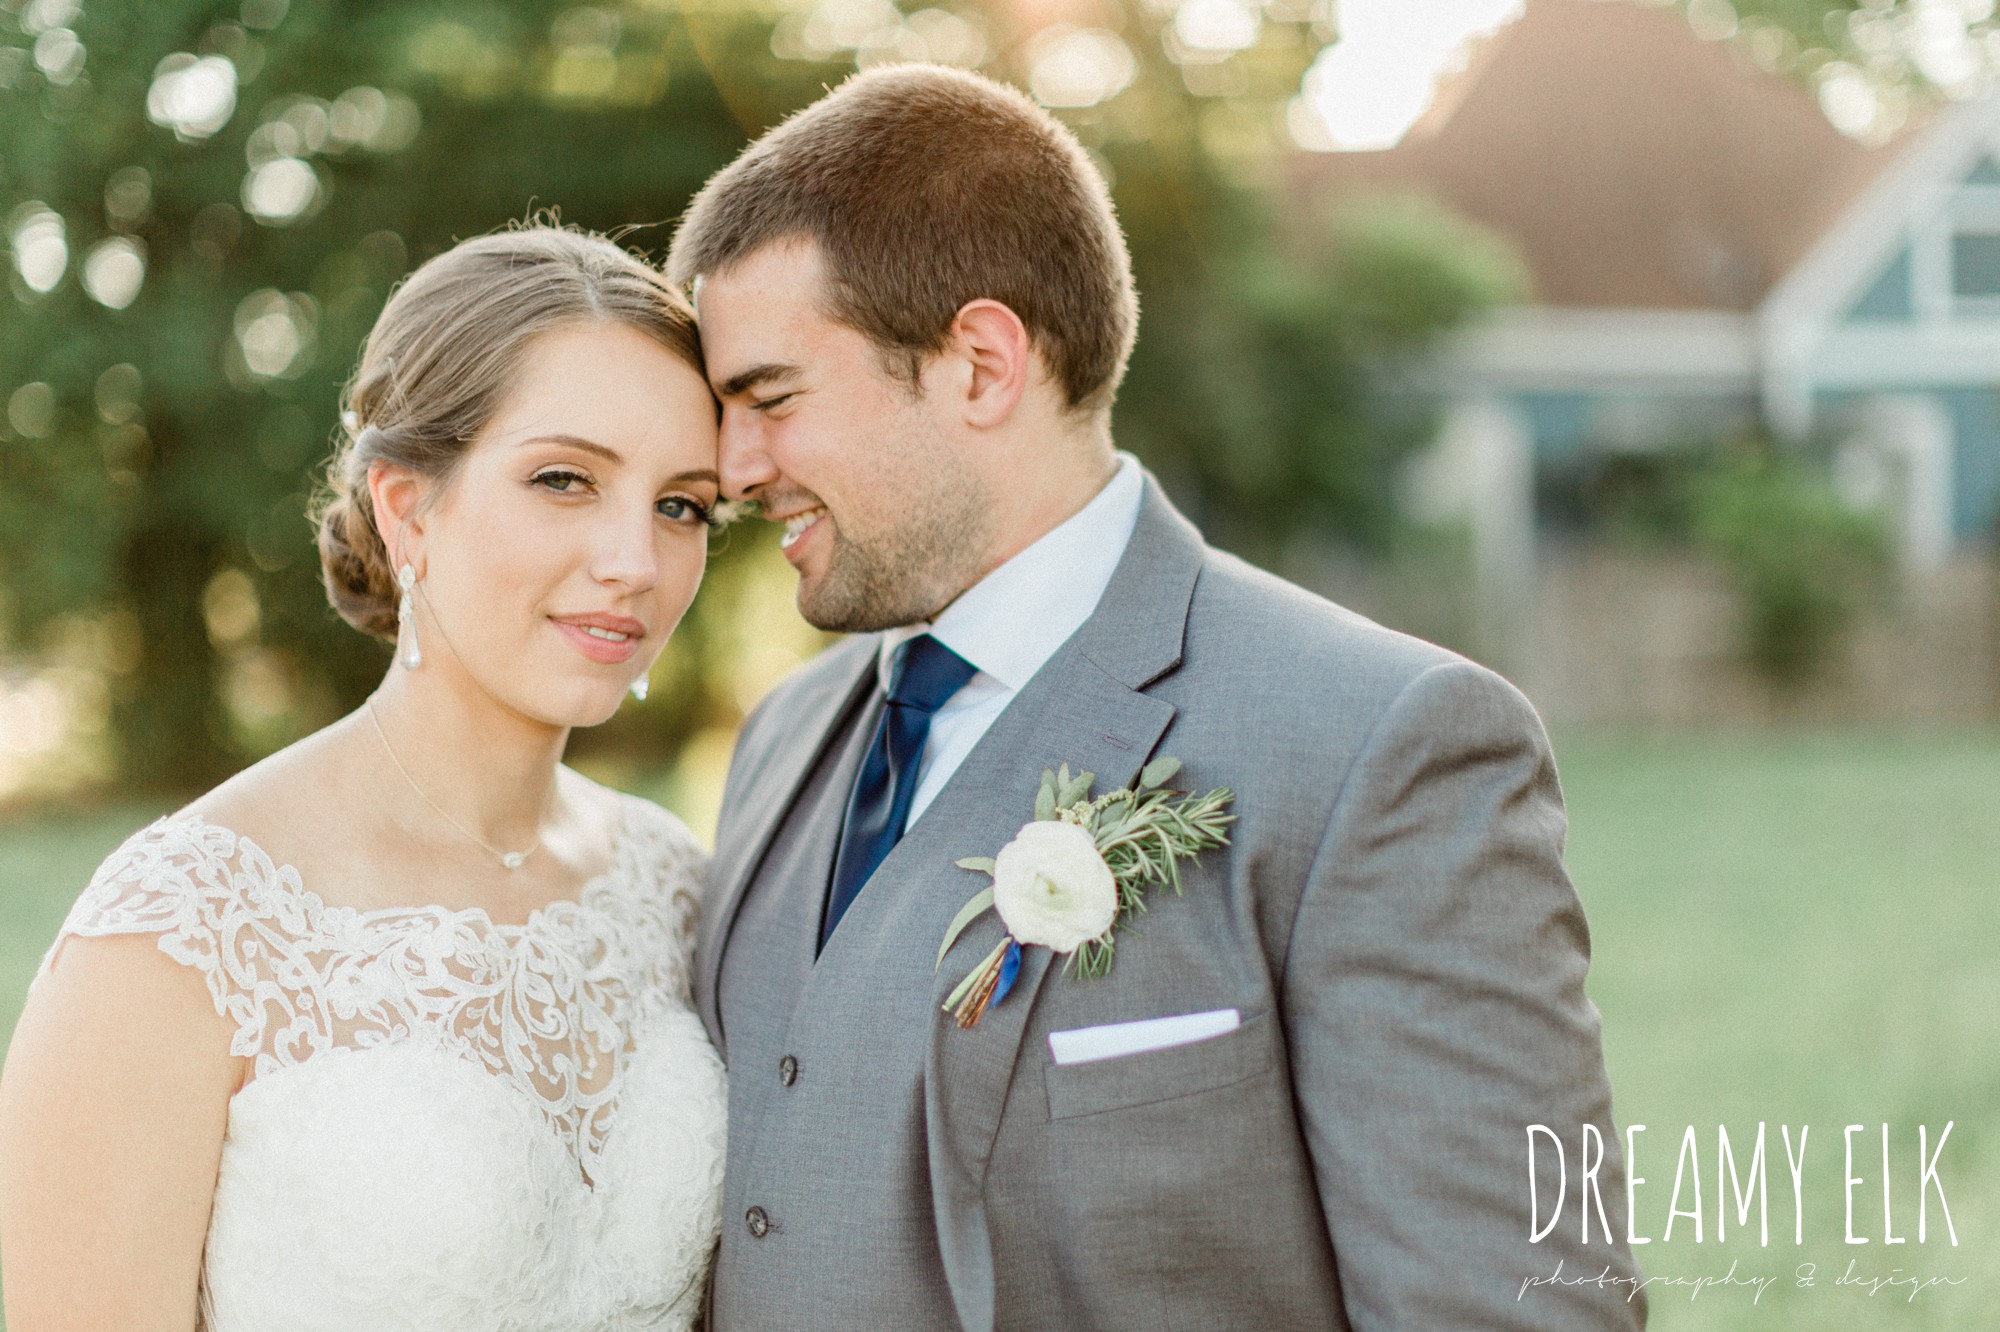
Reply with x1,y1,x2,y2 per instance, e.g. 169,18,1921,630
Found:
717,406,779,502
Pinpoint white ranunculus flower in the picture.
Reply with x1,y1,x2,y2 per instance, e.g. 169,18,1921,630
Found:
991,819,1117,953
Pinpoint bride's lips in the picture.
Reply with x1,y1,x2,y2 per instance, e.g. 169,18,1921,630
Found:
550,612,645,665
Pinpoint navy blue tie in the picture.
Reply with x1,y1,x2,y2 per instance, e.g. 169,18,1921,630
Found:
822,634,978,950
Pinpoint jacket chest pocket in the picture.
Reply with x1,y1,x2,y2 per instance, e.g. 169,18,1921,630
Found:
1042,1008,1275,1121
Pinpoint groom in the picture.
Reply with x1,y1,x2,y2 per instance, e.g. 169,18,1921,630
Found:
671,65,1645,1330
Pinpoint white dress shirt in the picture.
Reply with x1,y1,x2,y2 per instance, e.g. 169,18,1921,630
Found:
880,451,1145,832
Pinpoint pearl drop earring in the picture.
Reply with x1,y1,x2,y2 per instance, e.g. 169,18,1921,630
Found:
629,674,650,702
396,564,423,670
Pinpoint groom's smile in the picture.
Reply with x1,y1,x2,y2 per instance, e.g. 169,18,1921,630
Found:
777,506,827,556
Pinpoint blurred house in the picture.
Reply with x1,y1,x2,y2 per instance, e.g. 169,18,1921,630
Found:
1301,0,2000,719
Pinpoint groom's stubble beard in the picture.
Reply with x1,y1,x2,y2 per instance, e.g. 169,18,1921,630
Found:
795,422,993,634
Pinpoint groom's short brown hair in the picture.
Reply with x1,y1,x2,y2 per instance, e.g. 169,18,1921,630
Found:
667,64,1137,415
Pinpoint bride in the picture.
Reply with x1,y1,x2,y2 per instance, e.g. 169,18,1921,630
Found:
0,225,728,1329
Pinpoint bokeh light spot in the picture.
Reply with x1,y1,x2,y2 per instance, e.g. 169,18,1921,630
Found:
329,86,388,148
6,382,56,439
1027,27,1137,109
95,364,142,424
81,237,146,310
32,27,85,85
1818,61,1883,140
19,0,80,37
1173,0,1260,56
903,10,987,68
242,157,322,226
232,289,318,381
147,53,239,141
104,166,153,229
241,0,289,31
1686,0,1739,43
9,203,68,295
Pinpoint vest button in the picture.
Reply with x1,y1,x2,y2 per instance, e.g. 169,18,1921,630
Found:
779,1054,798,1086
746,1206,770,1238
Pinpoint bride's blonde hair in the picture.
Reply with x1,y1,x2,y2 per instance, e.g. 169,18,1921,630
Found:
313,225,702,640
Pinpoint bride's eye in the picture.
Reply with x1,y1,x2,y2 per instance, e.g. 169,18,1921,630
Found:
658,496,717,528
532,468,592,494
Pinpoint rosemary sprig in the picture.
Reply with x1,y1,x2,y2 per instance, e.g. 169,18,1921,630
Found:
1056,763,1235,979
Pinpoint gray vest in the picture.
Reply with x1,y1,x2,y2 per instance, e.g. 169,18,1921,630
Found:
709,671,963,1329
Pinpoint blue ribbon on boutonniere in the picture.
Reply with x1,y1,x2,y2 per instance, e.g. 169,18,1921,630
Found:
988,939,1023,1010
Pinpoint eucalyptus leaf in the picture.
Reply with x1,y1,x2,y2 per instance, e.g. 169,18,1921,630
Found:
935,887,996,969
1139,755,1182,790
954,856,997,875
1059,768,1096,808
1034,771,1058,822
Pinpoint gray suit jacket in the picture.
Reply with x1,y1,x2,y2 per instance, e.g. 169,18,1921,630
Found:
697,478,1646,1330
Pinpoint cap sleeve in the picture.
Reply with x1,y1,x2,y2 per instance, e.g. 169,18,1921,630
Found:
41,816,304,1064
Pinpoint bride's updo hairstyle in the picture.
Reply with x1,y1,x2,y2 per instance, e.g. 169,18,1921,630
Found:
314,225,702,640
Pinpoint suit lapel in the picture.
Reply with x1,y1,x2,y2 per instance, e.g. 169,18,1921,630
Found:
698,636,878,1041
919,656,1176,1332
913,477,1208,1332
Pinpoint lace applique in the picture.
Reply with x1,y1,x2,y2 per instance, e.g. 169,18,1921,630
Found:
47,796,708,1181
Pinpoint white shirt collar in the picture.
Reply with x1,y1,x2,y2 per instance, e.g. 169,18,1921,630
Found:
878,452,1146,693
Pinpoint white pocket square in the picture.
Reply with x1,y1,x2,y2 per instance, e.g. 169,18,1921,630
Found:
1047,1008,1241,1066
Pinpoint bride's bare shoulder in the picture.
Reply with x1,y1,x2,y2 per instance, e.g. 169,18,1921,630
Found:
174,716,368,858
551,766,649,868
554,769,704,867
47,731,353,939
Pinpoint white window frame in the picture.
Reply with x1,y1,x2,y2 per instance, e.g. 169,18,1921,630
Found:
1934,184,2000,315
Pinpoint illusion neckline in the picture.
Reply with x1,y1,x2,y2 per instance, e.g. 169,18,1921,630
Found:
150,799,639,937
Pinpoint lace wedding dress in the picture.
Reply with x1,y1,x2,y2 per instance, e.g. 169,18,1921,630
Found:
39,792,727,1331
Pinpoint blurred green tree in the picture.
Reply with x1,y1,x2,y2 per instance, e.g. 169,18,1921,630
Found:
0,0,1502,797
1690,0,2000,143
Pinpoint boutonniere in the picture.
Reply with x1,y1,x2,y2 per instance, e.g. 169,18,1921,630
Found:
935,756,1235,1028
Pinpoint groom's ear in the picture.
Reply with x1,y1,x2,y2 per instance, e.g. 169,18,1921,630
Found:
945,299,1031,429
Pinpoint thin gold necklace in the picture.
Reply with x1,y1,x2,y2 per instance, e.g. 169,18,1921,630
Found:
366,696,541,871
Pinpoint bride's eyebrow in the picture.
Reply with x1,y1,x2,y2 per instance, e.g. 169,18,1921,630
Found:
520,434,622,464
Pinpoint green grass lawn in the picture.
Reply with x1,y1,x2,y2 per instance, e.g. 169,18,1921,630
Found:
1558,729,1998,1330
0,733,1992,1328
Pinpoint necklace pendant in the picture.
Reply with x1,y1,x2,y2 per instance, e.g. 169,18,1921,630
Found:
502,851,525,870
